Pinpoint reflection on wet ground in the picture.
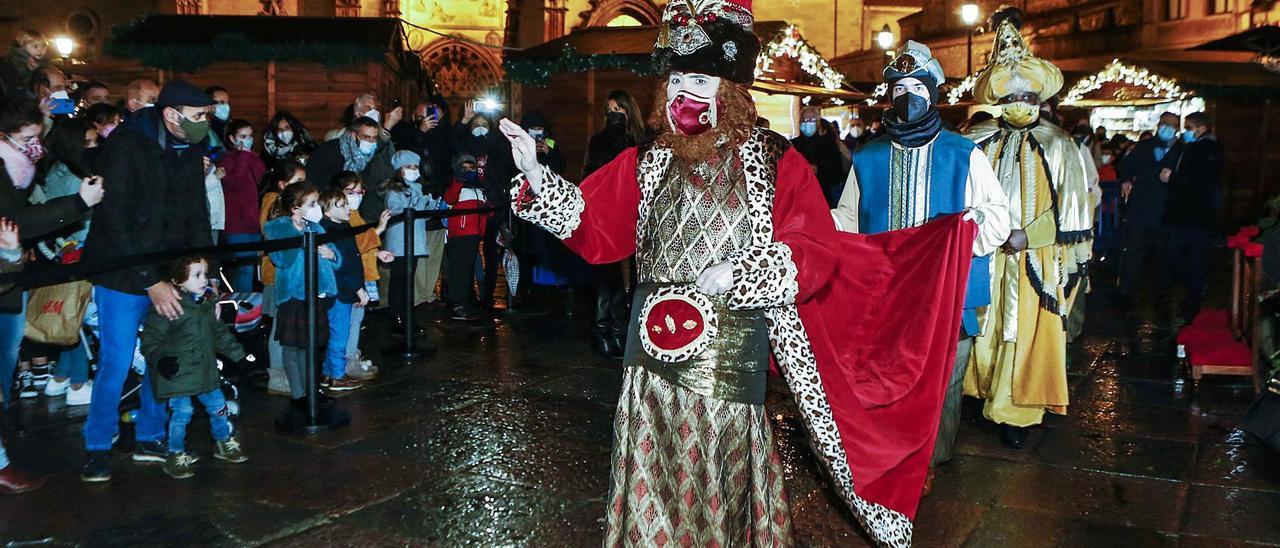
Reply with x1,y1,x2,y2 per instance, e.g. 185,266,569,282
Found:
1,266,1279,547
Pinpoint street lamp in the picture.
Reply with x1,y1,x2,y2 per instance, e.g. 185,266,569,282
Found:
960,3,980,75
53,36,74,59
877,24,894,52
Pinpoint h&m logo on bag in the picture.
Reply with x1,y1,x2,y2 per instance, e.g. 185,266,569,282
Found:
41,300,65,315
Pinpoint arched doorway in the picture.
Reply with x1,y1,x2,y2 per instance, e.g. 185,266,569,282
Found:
419,38,504,106
578,0,661,29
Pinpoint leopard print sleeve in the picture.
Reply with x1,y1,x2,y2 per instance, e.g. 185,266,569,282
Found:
725,242,800,310
509,165,586,240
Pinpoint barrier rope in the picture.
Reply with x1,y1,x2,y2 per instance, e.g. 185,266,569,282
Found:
0,207,493,288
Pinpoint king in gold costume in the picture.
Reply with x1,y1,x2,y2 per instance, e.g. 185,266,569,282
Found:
963,8,1094,448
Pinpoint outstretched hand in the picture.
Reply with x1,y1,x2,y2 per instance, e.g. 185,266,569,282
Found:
499,118,543,194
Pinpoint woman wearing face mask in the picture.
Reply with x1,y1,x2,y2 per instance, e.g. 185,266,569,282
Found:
261,111,315,170
217,119,266,292
27,119,98,406
0,98,101,411
580,90,645,357
380,151,434,333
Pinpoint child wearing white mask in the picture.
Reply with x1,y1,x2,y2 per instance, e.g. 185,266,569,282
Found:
380,150,433,339
262,182,341,402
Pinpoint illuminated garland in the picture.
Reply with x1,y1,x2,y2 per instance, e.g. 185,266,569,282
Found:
866,82,888,106
754,25,845,90
946,74,978,105
1062,58,1188,105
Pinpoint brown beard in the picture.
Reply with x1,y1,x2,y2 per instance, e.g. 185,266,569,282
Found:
648,79,757,162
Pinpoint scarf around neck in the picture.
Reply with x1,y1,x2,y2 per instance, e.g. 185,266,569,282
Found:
0,140,35,190
883,108,942,148
339,132,374,173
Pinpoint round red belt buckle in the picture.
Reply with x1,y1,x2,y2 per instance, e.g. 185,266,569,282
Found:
638,286,718,363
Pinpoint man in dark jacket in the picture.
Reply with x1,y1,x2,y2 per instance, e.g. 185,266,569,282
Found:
1161,111,1223,318
79,80,216,482
0,98,100,409
790,106,848,207
390,98,453,188
1116,112,1180,302
307,116,395,221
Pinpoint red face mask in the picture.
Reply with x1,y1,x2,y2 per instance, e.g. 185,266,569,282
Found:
666,92,718,136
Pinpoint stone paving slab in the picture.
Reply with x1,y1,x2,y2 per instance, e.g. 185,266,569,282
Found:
1,272,1279,547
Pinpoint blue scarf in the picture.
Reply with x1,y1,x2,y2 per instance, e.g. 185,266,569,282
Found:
339,132,373,173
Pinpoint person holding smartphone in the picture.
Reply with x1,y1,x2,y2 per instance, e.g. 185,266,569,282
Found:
390,97,452,188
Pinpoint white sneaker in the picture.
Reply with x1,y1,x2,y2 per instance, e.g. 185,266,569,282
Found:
66,382,93,406
345,357,377,380
43,377,70,397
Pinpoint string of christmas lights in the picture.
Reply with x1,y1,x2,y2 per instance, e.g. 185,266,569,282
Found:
1062,58,1188,105
754,25,846,90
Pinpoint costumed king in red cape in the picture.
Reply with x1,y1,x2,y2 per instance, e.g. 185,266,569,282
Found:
500,1,978,546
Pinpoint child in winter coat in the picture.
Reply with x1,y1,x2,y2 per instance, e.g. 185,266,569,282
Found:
263,182,341,403
141,255,249,480
381,151,432,336
330,172,392,381
443,154,492,321
317,187,376,391
258,161,306,396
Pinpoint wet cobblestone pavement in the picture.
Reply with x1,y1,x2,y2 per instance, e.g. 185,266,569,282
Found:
1,266,1279,547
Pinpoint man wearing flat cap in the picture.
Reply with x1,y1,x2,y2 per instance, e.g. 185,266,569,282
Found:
963,8,1094,450
832,40,1010,484
80,80,218,482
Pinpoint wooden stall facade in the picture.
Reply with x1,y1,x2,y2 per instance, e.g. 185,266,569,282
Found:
71,15,426,141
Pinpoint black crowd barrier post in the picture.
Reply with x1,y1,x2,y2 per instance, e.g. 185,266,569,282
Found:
276,228,348,434
303,230,321,425
401,207,420,362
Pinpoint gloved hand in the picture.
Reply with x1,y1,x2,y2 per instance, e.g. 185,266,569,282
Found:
156,356,179,380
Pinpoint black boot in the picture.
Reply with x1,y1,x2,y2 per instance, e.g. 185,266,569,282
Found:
1000,424,1027,449
592,323,622,359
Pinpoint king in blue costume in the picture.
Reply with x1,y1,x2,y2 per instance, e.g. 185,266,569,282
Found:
832,41,1011,485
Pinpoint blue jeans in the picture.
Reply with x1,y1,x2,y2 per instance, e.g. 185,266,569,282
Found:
167,388,231,454
346,303,365,366
325,301,353,380
55,341,89,385
0,295,26,406
0,437,9,470
84,287,166,451
222,232,261,293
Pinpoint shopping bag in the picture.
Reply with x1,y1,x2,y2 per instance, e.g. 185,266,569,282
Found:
26,280,93,345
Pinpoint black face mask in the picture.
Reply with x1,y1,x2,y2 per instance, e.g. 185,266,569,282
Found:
606,111,627,127
892,93,931,124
